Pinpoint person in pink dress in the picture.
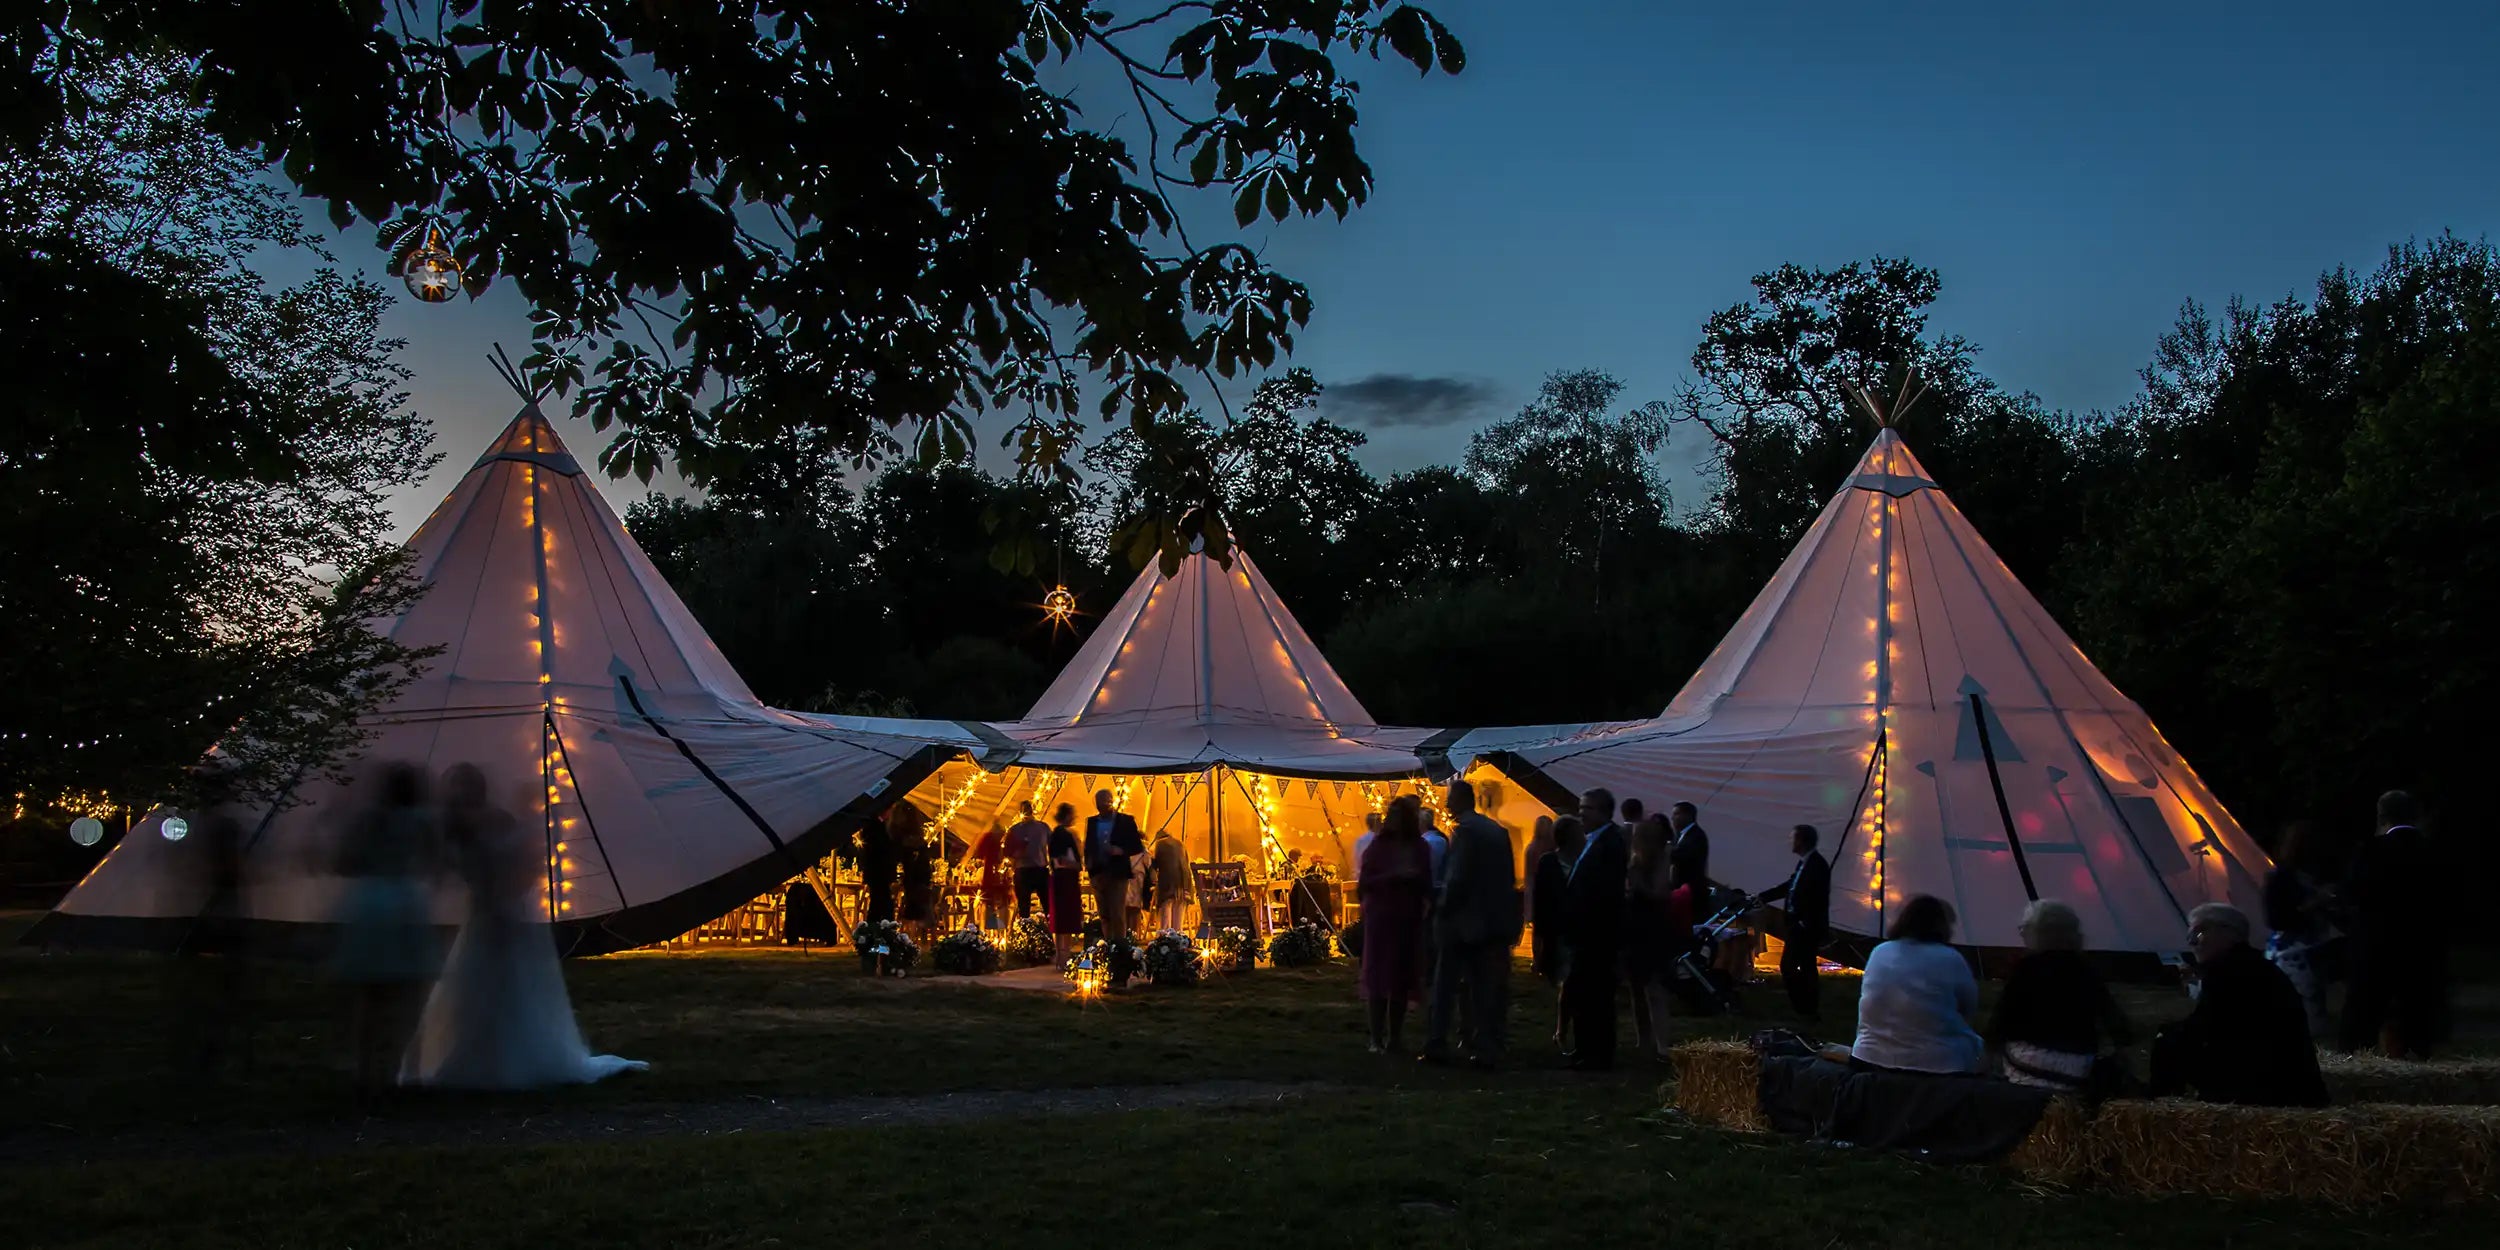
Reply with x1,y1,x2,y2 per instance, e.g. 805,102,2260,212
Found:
1357,795,1433,1054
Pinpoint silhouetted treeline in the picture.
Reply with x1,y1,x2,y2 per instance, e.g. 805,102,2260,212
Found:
635,240,2499,852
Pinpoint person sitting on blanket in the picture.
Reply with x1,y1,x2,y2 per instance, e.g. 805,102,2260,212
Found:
2151,902,2330,1107
1851,894,1984,1076
1985,899,2134,1092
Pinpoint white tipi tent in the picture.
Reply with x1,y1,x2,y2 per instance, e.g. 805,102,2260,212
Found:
894,548,1532,880
33,398,960,955
1459,426,2268,953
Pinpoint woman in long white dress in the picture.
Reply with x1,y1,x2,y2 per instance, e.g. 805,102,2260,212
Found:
400,764,646,1091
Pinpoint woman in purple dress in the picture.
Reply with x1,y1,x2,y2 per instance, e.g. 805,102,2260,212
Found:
1357,795,1433,1054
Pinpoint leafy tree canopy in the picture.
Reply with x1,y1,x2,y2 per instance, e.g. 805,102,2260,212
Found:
9,0,1464,571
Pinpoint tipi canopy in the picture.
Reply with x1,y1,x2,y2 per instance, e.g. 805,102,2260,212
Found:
897,549,1528,876
34,401,960,955
1460,428,2268,953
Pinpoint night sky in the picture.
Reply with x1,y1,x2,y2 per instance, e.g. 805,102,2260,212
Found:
363,0,2500,532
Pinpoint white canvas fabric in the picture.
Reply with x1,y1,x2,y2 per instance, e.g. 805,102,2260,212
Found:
38,405,955,954
1457,429,2268,953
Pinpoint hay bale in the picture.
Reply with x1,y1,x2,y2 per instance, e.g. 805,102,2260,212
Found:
2088,1099,2500,1204
2005,1095,2095,1187
2316,1051,2500,1107
1667,1041,1766,1132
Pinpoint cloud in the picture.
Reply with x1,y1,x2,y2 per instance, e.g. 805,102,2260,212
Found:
1323,373,1501,429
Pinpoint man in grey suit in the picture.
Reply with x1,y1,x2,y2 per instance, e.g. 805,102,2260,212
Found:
1422,779,1520,1068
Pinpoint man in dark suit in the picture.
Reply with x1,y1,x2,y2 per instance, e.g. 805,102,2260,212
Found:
1668,801,1711,894
1084,789,1145,944
1423,779,1521,1068
1758,823,1832,1021
2338,790,2446,1057
1563,787,1629,1071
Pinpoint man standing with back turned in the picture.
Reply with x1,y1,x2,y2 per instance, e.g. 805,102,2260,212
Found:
1423,779,1520,1068
1564,788,1629,1071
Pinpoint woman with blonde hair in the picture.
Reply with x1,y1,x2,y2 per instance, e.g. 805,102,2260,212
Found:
1984,899,2133,1092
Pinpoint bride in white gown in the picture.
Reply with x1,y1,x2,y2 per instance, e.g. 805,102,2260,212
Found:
400,764,646,1090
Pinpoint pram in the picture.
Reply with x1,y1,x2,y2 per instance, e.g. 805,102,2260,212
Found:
1666,890,1754,1015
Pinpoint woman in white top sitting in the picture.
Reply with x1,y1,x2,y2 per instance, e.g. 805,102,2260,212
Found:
1851,894,1984,1075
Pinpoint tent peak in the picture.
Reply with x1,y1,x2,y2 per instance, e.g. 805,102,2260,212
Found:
472,406,584,477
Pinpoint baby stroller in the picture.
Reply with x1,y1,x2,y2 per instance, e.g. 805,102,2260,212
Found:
1667,890,1753,1015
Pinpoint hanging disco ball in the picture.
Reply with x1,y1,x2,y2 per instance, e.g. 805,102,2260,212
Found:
398,224,464,303
160,815,190,842
68,816,103,847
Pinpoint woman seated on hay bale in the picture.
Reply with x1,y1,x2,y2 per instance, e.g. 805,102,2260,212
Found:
2150,903,2330,1108
1851,895,1985,1076
1985,900,2135,1095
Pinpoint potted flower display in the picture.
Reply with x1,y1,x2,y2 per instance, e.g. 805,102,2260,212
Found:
933,926,1003,976
1002,914,1056,967
1211,924,1257,972
1265,918,1332,968
1143,931,1202,987
851,918,919,976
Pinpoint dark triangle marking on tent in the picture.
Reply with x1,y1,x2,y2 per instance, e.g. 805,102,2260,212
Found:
1414,726,1470,781
1968,691,2039,901
614,672,791,862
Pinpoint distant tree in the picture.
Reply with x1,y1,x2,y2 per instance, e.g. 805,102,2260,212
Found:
0,57,434,814
10,2,1466,567
2066,237,2500,840
1462,368,1671,603
1332,467,1504,606
1674,258,2086,594
624,492,884,711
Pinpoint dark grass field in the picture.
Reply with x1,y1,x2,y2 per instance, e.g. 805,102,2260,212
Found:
3,912,2491,1249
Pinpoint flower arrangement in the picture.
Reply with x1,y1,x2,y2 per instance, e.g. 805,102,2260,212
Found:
1142,931,1203,986
1266,918,1332,968
932,926,1002,976
1064,938,1142,991
1002,914,1056,966
851,919,919,975
1211,924,1257,970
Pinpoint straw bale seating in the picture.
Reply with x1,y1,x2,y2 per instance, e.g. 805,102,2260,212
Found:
1669,1041,2500,1204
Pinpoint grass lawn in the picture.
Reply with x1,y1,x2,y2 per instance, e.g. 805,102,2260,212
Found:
3,912,2492,1248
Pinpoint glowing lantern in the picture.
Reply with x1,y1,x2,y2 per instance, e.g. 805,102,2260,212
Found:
160,816,190,842
68,817,103,847
398,223,465,303
1042,584,1077,625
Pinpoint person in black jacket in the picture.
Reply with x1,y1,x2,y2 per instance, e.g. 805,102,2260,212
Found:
2337,791,2446,1058
1758,824,1831,1021
1667,801,1711,893
1531,817,1584,1054
1986,899,2133,1093
1563,788,1629,1071
2152,903,2329,1107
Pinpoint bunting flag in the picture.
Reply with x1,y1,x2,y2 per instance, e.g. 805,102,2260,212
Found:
1081,774,1097,791
1332,781,1348,799
1303,779,1319,799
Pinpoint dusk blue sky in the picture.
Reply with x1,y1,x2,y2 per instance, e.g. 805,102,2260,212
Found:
366,0,2500,532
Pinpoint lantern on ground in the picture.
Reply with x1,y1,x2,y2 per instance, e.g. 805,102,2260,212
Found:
398,224,464,303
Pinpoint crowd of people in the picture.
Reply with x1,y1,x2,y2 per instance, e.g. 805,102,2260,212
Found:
862,789,1196,963
1835,788,2453,1108
1342,780,2450,1107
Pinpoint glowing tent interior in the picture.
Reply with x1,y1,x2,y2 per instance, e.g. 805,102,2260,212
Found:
30,396,961,955
1457,425,2269,953
890,548,1544,911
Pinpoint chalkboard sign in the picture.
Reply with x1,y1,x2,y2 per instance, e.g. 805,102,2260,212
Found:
1193,862,1260,934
